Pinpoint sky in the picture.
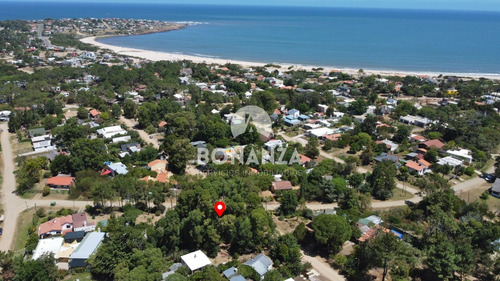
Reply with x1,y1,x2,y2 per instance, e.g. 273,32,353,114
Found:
3,0,500,11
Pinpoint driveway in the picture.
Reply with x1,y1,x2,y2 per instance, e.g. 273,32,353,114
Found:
119,117,159,149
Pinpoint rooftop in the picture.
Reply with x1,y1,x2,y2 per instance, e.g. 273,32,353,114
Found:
70,232,106,260
46,176,75,187
180,250,212,272
32,237,64,260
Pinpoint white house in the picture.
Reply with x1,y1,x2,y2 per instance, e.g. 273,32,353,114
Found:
307,127,335,138
32,237,64,260
180,250,212,273
97,125,128,139
446,149,473,163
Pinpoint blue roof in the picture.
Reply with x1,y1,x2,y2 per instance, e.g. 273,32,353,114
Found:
243,254,272,277
288,109,299,115
106,162,128,175
391,230,403,239
284,118,301,125
223,267,237,278
70,232,105,260
299,114,310,120
230,275,246,281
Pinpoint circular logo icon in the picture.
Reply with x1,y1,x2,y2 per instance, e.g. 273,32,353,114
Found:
231,106,272,139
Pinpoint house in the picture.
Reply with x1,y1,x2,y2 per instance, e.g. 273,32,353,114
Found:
89,109,101,120
374,153,400,164
46,176,75,189
33,140,53,151
380,139,399,152
97,125,127,139
148,159,168,172
307,127,335,139
271,181,293,192
112,135,131,144
32,237,64,260
31,134,51,143
298,154,312,165
223,267,238,279
317,104,328,113
288,109,300,119
158,121,167,128
284,116,301,126
421,139,445,150
446,149,473,163
264,140,286,151
72,213,95,232
243,254,273,278
38,215,73,238
324,134,342,142
120,142,140,153
405,161,429,176
229,275,246,281
180,250,212,273
105,162,128,176
410,135,426,143
437,156,463,167
491,179,500,198
69,232,106,268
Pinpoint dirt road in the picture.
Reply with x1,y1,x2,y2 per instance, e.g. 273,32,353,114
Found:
302,252,346,281
0,123,24,251
119,117,159,149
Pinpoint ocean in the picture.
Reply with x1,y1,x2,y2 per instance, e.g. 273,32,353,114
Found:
1,2,500,74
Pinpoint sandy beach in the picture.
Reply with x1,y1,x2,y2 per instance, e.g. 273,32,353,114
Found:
81,36,500,80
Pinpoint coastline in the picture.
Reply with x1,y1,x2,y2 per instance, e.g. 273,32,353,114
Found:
81,36,500,80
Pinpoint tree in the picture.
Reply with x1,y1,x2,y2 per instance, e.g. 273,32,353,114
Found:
278,191,298,216
123,99,137,119
393,125,411,143
424,149,439,163
13,254,59,281
77,106,88,119
50,154,72,176
495,156,500,178
305,137,319,159
163,138,195,174
368,231,404,281
312,214,351,253
426,239,459,281
369,161,397,200
111,103,122,118
70,138,107,171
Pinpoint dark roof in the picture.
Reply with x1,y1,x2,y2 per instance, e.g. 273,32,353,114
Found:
120,142,139,152
374,153,400,163
64,231,85,241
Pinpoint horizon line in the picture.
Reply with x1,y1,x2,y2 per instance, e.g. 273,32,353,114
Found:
1,0,500,13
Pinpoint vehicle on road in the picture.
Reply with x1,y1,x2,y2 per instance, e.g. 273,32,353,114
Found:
483,173,496,183
50,202,56,206
0,228,3,235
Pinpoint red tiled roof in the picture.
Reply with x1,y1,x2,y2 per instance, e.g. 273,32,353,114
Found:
158,121,167,128
412,135,426,141
376,124,391,128
423,139,445,149
38,215,73,236
406,161,425,171
324,134,341,141
271,181,293,191
100,169,111,176
298,154,312,164
148,159,168,169
418,159,431,168
89,109,101,117
46,176,75,187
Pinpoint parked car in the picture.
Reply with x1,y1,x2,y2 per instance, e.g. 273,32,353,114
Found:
0,228,3,235
50,202,56,206
483,173,496,183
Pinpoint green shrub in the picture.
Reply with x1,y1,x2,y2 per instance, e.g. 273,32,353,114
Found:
42,186,50,197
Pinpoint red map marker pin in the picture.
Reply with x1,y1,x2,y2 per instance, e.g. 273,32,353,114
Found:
214,201,226,217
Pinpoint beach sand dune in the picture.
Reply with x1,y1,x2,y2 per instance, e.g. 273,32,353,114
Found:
81,36,500,80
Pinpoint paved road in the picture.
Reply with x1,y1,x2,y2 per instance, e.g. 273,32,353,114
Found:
119,117,159,149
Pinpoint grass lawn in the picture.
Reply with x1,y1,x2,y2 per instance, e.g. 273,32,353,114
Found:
456,183,490,204
481,158,495,173
389,189,414,201
13,208,37,253
487,196,500,211
284,130,300,137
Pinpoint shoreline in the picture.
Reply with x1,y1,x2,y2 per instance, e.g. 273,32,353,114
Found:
81,36,500,80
